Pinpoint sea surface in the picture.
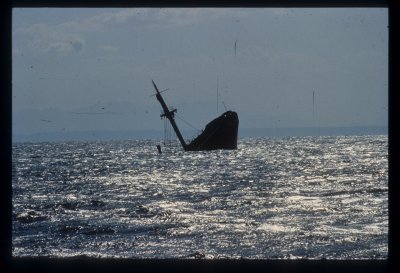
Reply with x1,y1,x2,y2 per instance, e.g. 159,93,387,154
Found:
12,136,388,259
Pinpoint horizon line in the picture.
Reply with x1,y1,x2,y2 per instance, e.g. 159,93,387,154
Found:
12,126,388,143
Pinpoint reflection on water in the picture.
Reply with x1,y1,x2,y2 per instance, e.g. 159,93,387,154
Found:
12,136,388,258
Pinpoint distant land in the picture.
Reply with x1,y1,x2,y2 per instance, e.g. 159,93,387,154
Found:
12,126,388,143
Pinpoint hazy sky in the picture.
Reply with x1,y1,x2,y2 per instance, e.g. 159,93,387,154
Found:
12,8,388,136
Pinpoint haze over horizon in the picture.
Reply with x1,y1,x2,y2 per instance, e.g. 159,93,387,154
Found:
12,8,388,141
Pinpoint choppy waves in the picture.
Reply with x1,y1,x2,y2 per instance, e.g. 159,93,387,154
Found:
12,136,388,258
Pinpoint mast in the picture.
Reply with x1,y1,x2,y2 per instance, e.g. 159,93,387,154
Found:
152,80,187,150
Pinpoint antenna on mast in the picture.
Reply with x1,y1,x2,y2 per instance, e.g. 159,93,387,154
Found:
312,91,315,117
217,76,219,114
234,40,237,56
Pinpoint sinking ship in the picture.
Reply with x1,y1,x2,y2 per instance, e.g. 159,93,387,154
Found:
152,80,238,151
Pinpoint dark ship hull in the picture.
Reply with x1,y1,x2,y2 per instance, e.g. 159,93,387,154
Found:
152,80,238,151
185,111,238,151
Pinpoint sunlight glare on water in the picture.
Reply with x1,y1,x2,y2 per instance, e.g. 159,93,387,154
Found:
12,136,388,259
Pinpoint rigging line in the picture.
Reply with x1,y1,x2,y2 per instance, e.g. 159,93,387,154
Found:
167,119,172,145
164,118,166,144
175,113,200,131
164,117,169,145
166,118,170,145
168,120,171,145
222,101,227,111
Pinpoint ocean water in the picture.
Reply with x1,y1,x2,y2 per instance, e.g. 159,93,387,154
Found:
12,136,388,259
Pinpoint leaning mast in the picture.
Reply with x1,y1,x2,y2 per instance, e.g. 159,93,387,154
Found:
152,80,187,150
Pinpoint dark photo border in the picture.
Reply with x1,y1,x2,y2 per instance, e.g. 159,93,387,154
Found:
2,0,397,272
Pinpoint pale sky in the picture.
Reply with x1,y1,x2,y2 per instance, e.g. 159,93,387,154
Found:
12,8,388,136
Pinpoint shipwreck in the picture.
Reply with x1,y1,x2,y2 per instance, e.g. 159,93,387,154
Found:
152,80,239,151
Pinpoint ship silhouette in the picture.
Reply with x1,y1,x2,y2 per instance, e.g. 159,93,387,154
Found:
152,80,239,151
